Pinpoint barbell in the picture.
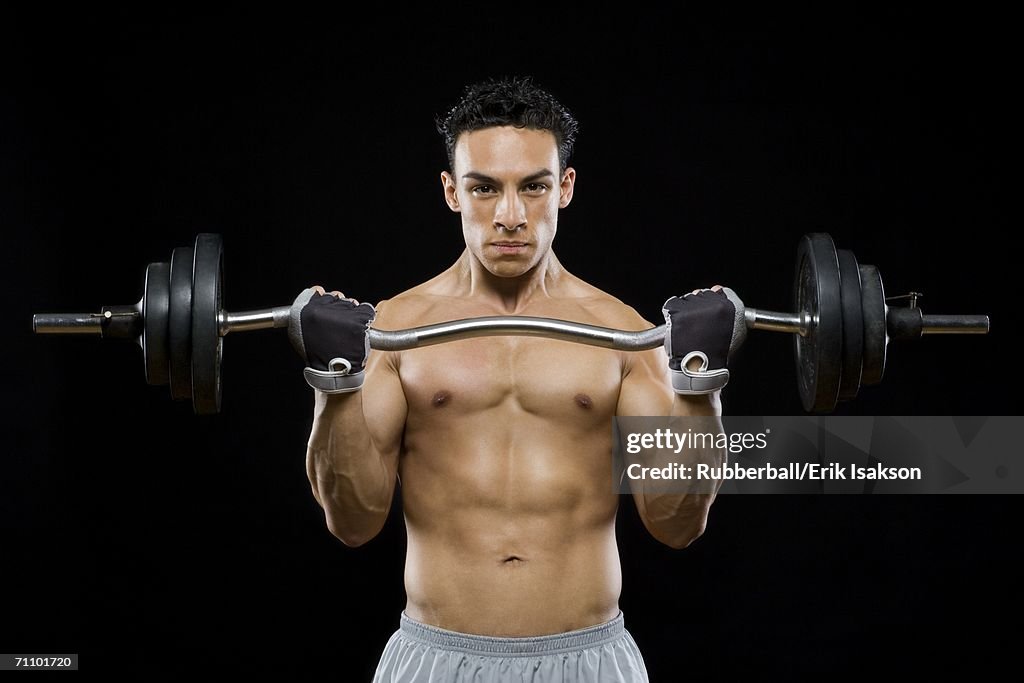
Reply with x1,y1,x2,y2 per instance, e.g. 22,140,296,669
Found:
32,233,989,414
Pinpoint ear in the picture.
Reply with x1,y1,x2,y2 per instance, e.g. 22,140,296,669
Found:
558,167,576,208
441,171,461,212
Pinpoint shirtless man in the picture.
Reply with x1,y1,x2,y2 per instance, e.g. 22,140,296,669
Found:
288,76,733,682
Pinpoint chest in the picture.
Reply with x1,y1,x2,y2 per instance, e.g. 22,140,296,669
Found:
398,336,623,419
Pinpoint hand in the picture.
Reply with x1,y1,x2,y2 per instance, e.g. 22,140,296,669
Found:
662,286,745,394
288,286,376,394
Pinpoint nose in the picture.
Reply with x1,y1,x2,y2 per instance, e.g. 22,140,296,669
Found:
494,190,527,233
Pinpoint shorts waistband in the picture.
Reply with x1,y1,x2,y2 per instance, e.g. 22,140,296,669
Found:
398,612,626,656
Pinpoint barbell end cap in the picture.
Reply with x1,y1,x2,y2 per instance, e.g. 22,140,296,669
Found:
31,312,106,335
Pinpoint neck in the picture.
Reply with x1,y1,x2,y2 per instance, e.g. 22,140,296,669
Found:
455,248,565,313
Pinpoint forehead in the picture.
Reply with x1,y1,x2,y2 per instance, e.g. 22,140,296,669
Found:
453,126,558,176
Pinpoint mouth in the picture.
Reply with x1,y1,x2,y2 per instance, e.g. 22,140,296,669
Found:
490,241,529,255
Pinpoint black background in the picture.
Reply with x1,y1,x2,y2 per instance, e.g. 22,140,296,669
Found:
2,7,1019,678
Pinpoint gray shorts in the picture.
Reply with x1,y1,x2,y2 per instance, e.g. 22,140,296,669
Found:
372,611,649,682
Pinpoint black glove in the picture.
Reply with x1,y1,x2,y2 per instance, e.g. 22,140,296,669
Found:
662,287,745,394
288,287,376,394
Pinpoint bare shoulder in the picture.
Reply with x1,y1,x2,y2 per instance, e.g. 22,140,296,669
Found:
370,277,453,331
564,277,657,333
563,276,668,381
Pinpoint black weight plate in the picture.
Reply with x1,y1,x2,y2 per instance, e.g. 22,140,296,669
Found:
794,233,842,413
191,233,223,414
859,264,888,385
837,249,863,401
168,246,194,400
142,262,170,386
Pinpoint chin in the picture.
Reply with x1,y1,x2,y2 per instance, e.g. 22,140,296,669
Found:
485,260,534,278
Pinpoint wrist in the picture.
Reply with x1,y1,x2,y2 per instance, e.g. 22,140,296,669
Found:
304,364,365,394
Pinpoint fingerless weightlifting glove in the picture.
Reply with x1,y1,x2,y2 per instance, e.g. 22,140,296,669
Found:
662,287,746,395
288,288,376,394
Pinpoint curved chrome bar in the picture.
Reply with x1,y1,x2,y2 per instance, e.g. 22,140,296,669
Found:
370,308,815,351
218,305,807,350
367,316,669,352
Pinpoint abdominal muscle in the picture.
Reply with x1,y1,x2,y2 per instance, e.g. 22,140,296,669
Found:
399,405,623,637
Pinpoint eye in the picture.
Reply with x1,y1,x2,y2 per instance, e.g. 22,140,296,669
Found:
524,183,548,193
471,185,495,195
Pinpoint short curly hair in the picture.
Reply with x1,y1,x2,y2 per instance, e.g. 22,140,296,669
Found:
435,76,579,175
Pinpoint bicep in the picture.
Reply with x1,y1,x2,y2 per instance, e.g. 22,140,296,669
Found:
360,303,408,469
616,348,674,417
362,354,406,459
617,348,721,418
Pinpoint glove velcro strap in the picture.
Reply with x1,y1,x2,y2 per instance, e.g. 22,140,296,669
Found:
670,366,730,395
303,358,364,394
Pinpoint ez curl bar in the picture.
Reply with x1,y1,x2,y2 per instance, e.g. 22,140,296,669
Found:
32,233,989,414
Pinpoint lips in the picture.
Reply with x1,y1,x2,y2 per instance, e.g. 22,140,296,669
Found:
490,241,529,255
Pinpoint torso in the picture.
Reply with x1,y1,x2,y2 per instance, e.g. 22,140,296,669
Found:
376,267,649,636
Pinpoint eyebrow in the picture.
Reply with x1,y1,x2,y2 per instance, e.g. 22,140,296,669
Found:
461,169,555,185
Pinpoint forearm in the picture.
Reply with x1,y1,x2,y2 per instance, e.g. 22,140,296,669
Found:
638,392,726,549
306,390,397,546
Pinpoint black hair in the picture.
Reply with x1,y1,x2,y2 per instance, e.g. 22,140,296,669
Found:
435,76,579,175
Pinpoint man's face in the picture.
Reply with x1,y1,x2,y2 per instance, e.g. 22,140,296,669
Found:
441,126,575,278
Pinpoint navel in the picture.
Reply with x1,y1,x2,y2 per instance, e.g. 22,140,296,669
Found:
432,390,452,407
574,393,593,409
